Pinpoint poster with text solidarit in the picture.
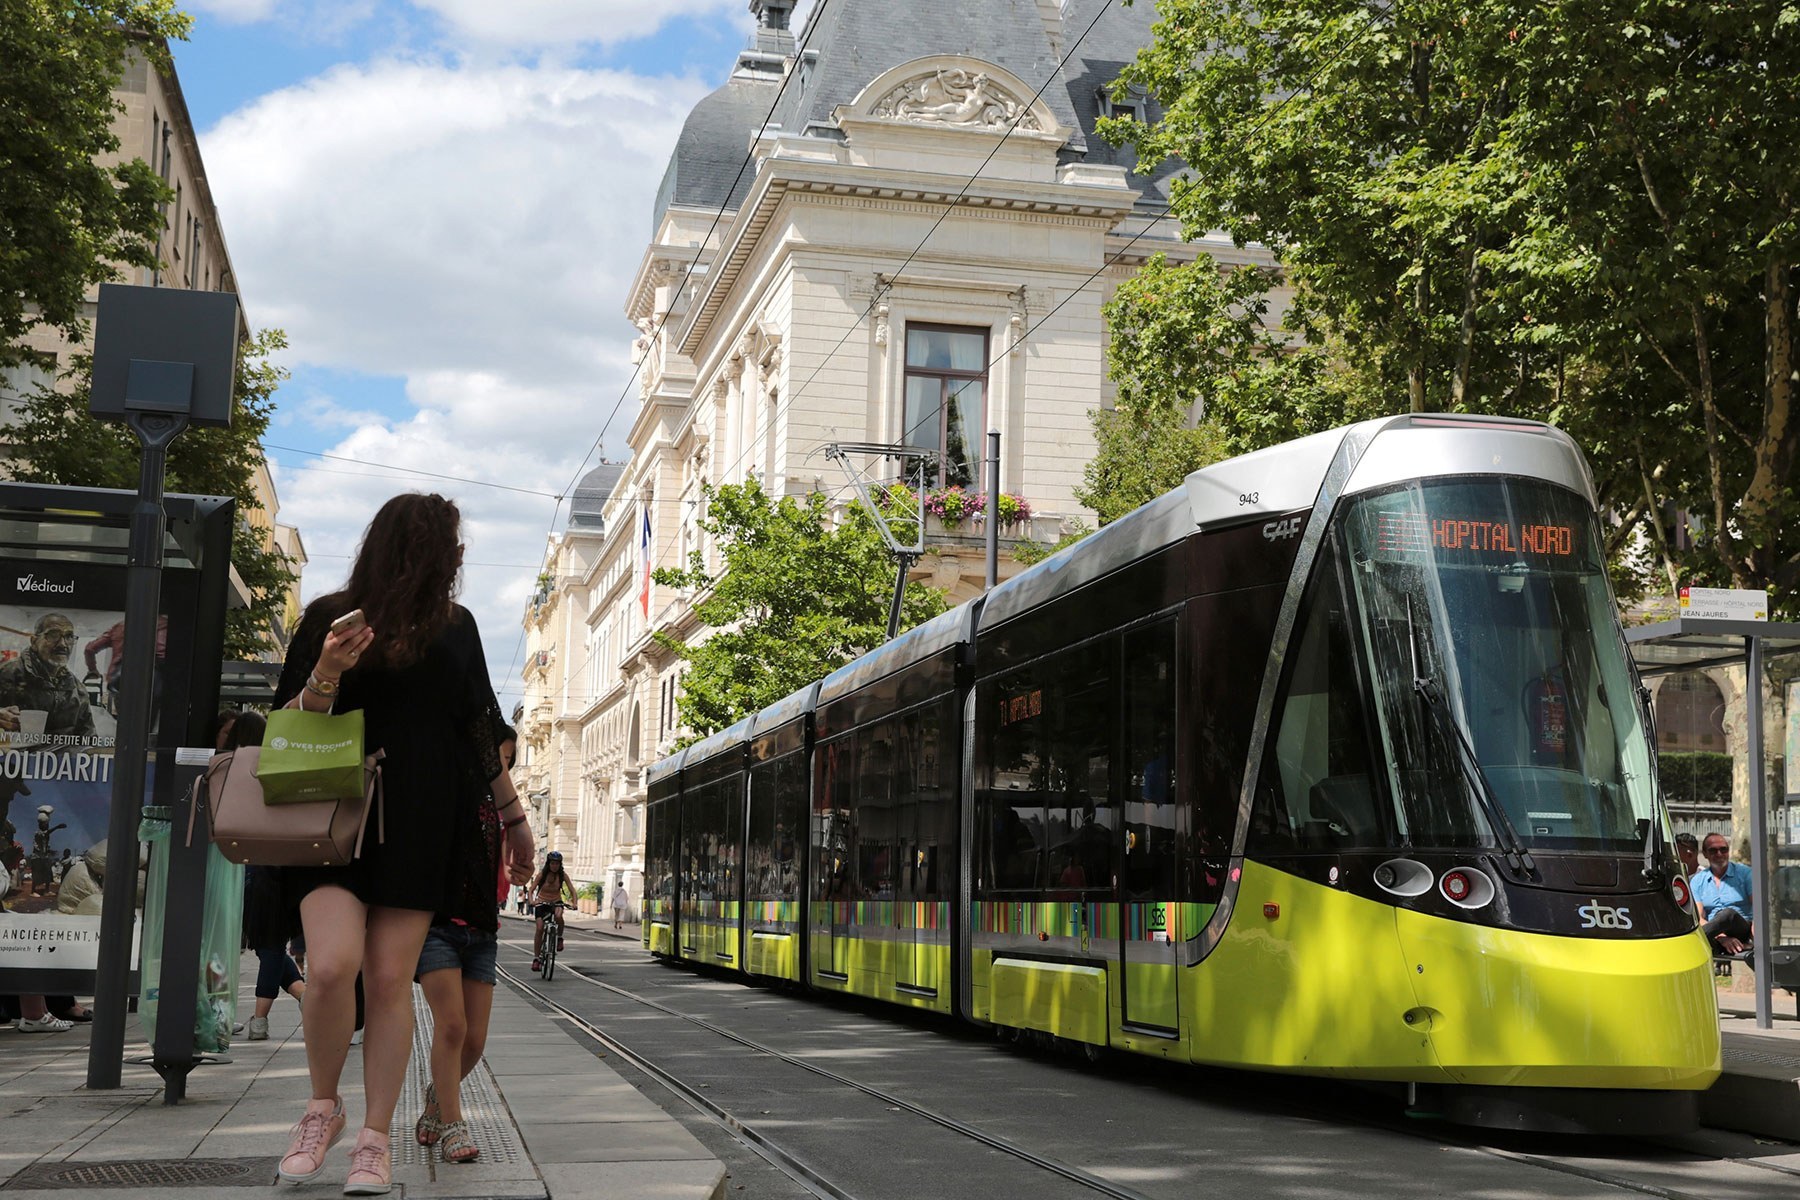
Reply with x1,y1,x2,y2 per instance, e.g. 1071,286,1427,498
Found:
0,560,148,974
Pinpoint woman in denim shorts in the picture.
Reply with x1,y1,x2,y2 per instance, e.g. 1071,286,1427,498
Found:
414,730,523,1164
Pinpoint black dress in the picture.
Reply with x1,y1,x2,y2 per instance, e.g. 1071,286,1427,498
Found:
274,603,509,914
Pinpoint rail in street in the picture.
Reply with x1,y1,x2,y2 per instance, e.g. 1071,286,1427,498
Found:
502,924,1800,1200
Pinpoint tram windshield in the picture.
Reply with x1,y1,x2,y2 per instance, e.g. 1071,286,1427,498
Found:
1338,476,1657,853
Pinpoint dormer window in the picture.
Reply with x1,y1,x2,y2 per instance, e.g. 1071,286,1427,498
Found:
1098,85,1148,123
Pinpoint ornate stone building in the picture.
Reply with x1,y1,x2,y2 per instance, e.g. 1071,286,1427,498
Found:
521,0,1275,902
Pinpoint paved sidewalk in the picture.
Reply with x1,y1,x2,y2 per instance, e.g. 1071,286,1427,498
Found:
0,950,724,1199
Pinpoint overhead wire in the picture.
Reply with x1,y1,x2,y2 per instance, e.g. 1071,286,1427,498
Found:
263,443,563,499
499,0,835,695
522,1,1394,714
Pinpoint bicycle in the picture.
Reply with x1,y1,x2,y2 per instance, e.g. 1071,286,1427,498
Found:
536,903,567,980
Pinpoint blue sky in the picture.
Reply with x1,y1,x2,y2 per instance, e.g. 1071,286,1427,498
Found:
170,0,793,709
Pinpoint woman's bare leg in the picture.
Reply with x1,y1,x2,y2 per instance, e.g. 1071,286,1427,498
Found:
357,906,433,1134
418,969,469,1123
459,979,495,1079
297,886,365,1102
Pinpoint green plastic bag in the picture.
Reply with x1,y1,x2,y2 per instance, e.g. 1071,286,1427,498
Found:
257,708,365,804
139,828,243,1055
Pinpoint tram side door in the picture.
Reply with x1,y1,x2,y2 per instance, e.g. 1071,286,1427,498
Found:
896,710,937,995
1119,620,1181,1032
813,737,854,980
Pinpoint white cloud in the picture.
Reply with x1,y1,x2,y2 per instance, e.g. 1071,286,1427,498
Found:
204,59,709,704
412,0,747,49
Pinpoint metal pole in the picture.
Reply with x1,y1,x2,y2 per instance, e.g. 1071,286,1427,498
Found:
885,553,916,641
87,410,185,1089
1746,634,1772,1029
984,429,1000,591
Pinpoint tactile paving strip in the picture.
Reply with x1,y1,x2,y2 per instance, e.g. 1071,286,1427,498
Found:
390,986,526,1167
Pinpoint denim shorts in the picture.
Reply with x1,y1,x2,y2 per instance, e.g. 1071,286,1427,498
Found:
416,924,498,985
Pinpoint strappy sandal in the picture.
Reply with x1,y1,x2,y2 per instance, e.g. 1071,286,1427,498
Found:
437,1120,479,1164
414,1082,445,1146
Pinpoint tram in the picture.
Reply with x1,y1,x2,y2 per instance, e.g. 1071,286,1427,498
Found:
643,413,1720,1132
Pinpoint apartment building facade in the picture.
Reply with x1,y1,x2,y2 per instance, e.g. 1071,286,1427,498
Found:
521,0,1276,903
1,41,304,654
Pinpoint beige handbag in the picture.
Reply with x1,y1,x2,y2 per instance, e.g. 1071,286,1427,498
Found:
188,746,385,867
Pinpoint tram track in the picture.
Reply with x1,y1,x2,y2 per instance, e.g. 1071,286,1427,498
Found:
497,953,1159,1200
516,926,1797,1200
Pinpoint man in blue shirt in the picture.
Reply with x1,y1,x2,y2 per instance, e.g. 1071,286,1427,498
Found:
1691,832,1754,955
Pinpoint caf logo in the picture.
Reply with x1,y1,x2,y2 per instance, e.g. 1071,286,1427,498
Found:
270,737,289,750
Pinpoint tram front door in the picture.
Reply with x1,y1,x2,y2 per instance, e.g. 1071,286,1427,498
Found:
1120,621,1180,1032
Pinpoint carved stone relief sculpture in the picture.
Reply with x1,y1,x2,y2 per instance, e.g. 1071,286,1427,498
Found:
871,68,1043,132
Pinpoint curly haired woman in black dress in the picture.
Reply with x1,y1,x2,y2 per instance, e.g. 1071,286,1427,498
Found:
273,494,535,1194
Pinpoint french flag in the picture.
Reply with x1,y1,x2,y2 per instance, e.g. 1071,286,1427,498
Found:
638,503,652,619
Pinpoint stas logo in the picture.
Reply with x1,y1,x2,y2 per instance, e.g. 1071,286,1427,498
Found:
15,574,75,596
1262,517,1303,542
1576,899,1633,930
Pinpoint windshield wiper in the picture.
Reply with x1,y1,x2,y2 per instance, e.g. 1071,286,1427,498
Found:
1404,597,1537,878
1636,682,1667,883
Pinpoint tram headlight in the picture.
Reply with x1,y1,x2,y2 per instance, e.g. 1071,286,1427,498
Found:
1373,858,1434,898
1671,873,1692,911
1438,867,1496,909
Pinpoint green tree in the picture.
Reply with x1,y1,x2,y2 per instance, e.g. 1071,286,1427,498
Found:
0,1,193,364
1081,252,1353,524
1496,1,1800,595
653,480,947,740
1107,0,1800,604
9,329,298,658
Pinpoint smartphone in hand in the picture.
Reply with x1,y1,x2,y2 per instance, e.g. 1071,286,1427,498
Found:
330,608,367,635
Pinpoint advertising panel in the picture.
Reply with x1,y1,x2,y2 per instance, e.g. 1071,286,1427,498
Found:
0,561,153,973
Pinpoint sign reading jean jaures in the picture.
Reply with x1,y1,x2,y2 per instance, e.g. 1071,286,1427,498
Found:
0,560,148,972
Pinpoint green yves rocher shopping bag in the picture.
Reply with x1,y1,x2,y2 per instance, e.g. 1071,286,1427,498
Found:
256,708,366,804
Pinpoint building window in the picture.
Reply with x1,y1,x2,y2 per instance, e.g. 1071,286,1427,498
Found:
903,323,987,488
1097,86,1148,123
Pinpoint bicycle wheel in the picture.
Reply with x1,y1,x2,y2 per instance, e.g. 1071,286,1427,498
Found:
542,928,557,980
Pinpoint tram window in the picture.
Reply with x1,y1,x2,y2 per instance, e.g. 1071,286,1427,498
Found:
1254,556,1385,851
721,775,745,904
750,755,805,902
1123,621,1178,901
1044,639,1114,897
815,738,857,901
977,666,1048,893
858,720,898,900
901,698,956,901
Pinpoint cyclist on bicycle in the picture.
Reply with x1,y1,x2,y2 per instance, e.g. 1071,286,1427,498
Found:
529,851,576,973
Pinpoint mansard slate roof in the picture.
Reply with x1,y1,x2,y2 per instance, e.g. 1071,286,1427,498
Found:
654,0,1174,229
569,462,625,531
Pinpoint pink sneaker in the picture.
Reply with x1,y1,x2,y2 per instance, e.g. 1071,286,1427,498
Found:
344,1126,392,1195
277,1097,345,1182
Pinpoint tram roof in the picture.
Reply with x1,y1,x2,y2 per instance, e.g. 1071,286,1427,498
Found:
751,680,821,738
816,600,980,706
979,486,1193,631
644,747,687,789
683,714,755,770
980,413,1592,631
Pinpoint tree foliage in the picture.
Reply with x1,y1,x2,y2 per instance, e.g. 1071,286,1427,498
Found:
9,330,298,658
653,480,947,740
1103,0,1800,603
0,1,193,364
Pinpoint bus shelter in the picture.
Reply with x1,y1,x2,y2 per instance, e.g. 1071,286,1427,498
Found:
0,482,234,1086
1626,617,1800,1028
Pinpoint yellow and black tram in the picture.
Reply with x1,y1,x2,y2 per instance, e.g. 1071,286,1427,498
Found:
643,413,1720,1131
